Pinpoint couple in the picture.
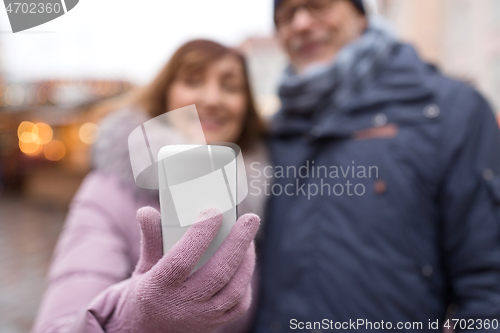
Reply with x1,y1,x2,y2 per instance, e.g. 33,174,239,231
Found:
33,0,500,332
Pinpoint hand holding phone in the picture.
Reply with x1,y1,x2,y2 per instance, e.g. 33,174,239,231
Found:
104,206,260,333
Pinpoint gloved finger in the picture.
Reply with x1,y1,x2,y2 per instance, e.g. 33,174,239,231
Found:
215,284,253,326
134,206,163,275
152,208,223,285
205,242,256,309
193,213,260,295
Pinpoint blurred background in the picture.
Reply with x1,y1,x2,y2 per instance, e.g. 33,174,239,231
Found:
1,0,500,332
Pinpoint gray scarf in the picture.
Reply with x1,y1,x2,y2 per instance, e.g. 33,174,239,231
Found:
278,16,398,116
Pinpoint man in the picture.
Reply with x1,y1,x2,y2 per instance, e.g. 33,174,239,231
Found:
252,0,500,331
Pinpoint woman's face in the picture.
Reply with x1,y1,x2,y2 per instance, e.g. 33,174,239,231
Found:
167,54,248,144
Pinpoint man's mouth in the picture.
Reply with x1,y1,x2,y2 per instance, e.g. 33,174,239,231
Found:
298,40,326,58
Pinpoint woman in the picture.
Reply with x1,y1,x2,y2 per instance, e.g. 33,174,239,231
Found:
32,40,270,333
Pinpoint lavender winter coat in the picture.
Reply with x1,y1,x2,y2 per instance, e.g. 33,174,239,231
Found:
31,109,270,333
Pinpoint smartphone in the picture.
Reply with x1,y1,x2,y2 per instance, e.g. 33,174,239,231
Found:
158,145,237,272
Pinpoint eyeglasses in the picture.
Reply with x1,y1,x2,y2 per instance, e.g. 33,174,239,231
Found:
274,0,337,28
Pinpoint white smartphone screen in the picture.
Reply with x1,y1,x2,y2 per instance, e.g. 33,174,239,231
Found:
158,145,237,272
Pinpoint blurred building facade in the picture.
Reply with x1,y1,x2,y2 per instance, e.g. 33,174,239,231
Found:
380,0,500,113
0,80,133,206
239,37,287,117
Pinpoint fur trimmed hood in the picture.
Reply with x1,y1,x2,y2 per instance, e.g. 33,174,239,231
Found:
92,108,147,188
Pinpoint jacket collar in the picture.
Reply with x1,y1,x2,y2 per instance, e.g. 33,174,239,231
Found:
271,43,436,139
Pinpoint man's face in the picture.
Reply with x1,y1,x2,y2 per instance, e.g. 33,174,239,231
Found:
275,0,368,73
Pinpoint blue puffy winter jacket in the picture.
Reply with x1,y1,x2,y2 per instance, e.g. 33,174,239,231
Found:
252,43,500,332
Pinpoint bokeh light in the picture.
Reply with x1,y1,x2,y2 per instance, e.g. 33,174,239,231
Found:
18,121,55,157
5,84,25,106
17,121,36,139
79,122,100,144
44,140,66,161
19,131,40,144
35,123,53,144
19,140,41,155
37,86,48,104
18,121,41,154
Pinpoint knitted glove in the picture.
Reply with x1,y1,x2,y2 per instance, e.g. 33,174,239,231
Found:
104,206,260,333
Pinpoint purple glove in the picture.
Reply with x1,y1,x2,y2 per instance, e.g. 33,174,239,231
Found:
103,207,260,333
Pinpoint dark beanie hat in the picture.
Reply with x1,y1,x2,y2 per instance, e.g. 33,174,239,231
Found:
274,0,366,15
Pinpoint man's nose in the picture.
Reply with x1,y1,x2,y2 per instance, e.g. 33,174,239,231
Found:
289,7,315,32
